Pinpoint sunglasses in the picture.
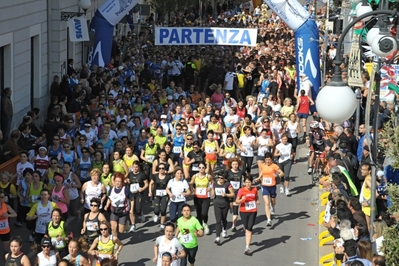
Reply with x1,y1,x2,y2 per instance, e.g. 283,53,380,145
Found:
51,162,58,165
91,204,98,207
159,167,165,170
99,228,108,231
80,138,85,141
199,166,206,169
187,138,193,140
176,128,181,130
63,146,70,148
53,138,59,141
42,245,50,249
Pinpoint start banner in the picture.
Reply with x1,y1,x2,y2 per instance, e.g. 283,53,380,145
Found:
155,27,258,46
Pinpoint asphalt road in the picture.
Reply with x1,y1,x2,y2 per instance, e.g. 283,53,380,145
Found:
0,145,319,266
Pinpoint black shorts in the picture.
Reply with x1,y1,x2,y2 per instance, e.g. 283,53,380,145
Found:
312,144,325,152
0,232,10,242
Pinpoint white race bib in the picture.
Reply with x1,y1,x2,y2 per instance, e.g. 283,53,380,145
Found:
86,221,97,231
51,237,65,249
0,220,9,229
156,189,167,197
215,188,225,196
230,181,240,190
31,195,40,203
262,177,272,185
181,233,193,243
146,155,155,163
192,164,199,171
176,194,185,201
245,201,256,211
226,152,235,159
195,188,207,196
35,219,47,234
130,183,140,193
173,146,182,153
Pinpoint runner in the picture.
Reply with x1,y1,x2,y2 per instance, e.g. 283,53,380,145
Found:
274,134,293,196
127,162,148,232
149,163,171,229
256,152,284,226
166,168,191,223
181,134,195,180
219,134,237,166
225,158,246,232
202,130,220,176
175,204,204,266
237,126,257,176
190,162,213,235
235,176,260,255
212,172,234,245
153,222,186,266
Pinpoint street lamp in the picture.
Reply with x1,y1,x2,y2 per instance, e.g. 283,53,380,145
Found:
61,0,92,21
316,2,398,238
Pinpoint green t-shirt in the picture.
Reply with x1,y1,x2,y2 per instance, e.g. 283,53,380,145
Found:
176,216,203,248
155,135,168,147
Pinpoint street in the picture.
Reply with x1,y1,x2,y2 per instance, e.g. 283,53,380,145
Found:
0,145,319,266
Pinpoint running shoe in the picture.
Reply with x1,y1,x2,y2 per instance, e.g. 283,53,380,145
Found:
129,224,136,233
160,224,165,230
231,226,237,232
307,167,313,174
266,220,272,227
141,214,146,223
203,223,210,235
285,188,290,196
244,247,251,255
153,215,159,223
14,221,23,227
222,230,227,238
279,186,284,194
270,204,275,214
214,237,221,245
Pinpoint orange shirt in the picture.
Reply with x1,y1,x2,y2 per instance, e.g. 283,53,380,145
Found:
259,163,280,186
237,187,258,213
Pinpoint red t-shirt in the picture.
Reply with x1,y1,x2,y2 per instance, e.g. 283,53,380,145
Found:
236,107,247,119
237,187,258,213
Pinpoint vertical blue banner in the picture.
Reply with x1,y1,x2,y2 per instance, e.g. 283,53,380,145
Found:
87,12,114,67
295,19,321,111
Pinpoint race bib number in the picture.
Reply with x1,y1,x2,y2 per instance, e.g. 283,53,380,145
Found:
176,194,185,201
262,177,272,185
205,147,214,153
173,146,182,153
86,221,97,231
195,188,207,196
36,220,47,234
156,189,167,197
230,181,240,190
130,183,140,193
181,233,193,243
51,237,65,249
0,220,9,229
192,164,199,171
31,195,40,203
226,152,235,159
98,254,111,262
215,188,225,196
81,171,89,179
146,155,155,163
245,201,256,211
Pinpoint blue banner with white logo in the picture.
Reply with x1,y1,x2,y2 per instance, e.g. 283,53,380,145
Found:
155,27,258,46
87,0,139,67
295,19,321,107
87,12,114,67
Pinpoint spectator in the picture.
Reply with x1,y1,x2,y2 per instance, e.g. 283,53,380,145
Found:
1,88,13,142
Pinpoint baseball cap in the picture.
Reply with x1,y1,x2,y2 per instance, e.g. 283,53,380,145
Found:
167,96,173,100
41,237,52,246
160,114,167,119
377,170,385,177
84,123,91,127
118,66,124,71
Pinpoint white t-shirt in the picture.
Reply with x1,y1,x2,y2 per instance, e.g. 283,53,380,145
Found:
155,235,184,266
239,135,256,157
224,72,235,91
167,178,189,203
276,142,292,163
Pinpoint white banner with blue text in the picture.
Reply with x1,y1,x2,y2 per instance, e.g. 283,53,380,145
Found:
155,27,258,46
68,16,90,42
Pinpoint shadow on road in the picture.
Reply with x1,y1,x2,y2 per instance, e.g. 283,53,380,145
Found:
270,211,310,229
118,258,151,266
251,235,291,254
290,184,314,195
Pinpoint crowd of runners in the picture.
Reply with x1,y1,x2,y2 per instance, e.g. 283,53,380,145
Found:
0,1,396,266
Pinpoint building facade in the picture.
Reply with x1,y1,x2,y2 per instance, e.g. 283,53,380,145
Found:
0,0,105,131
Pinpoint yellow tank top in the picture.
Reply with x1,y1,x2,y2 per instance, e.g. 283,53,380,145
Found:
224,144,236,159
113,160,125,174
183,144,194,157
123,154,135,169
194,174,210,198
207,123,219,139
204,140,217,154
97,235,115,255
